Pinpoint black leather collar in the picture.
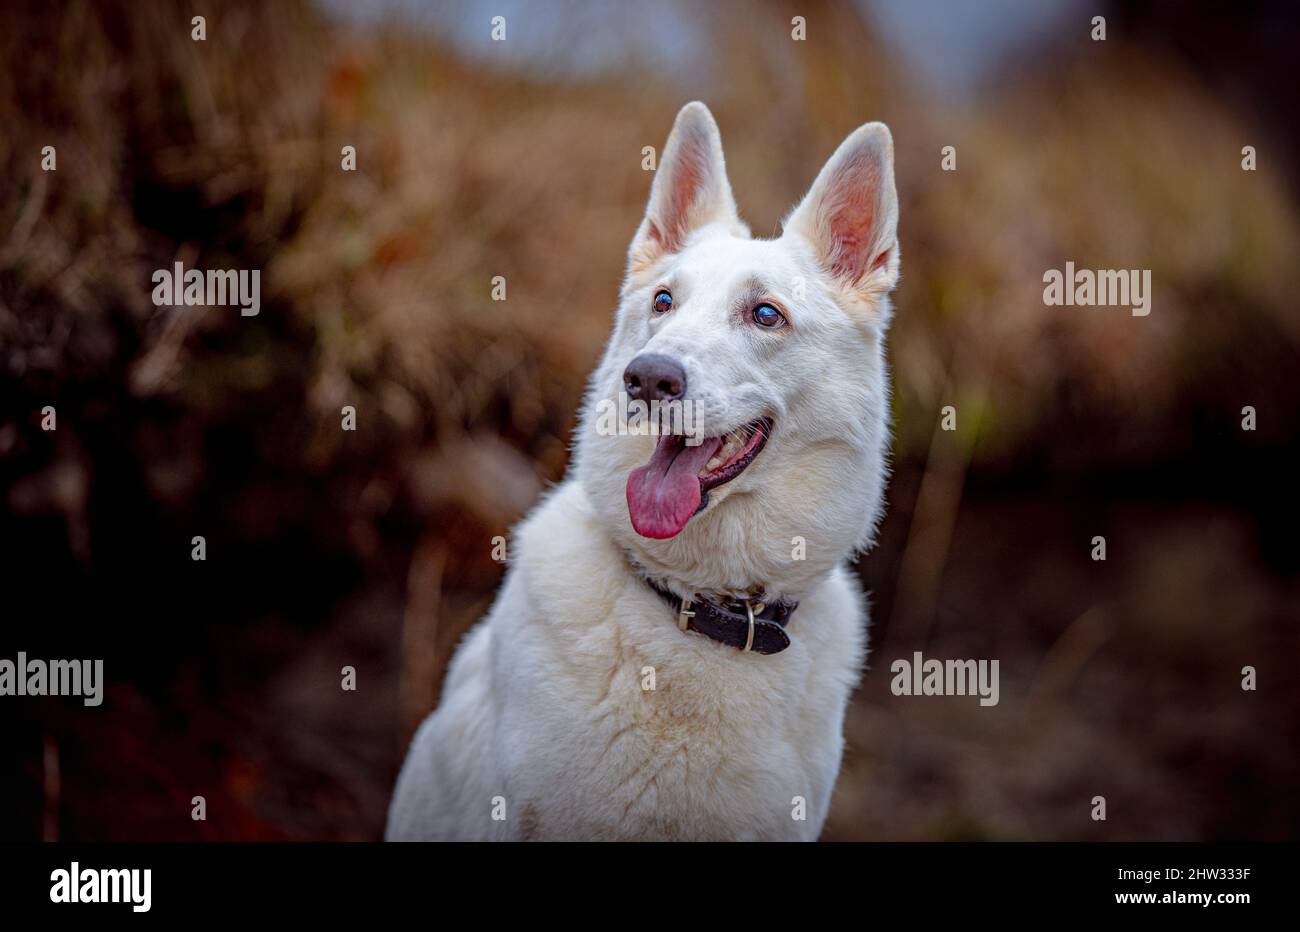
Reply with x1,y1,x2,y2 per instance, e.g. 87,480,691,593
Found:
646,580,797,655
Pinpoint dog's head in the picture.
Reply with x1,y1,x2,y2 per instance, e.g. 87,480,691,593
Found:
575,102,900,600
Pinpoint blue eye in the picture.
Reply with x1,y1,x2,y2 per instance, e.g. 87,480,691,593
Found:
752,303,785,328
652,290,673,314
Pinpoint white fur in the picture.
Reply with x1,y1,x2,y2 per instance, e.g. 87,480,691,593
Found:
387,102,900,841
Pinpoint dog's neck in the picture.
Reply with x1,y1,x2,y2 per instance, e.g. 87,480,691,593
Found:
642,575,798,655
621,547,785,606
620,547,801,655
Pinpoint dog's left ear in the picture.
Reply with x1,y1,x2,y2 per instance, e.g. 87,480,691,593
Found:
629,102,742,272
784,122,899,302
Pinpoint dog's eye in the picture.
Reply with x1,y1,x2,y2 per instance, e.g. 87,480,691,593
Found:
751,303,785,328
652,290,673,315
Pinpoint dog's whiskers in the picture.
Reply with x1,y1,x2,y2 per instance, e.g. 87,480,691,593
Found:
735,420,771,443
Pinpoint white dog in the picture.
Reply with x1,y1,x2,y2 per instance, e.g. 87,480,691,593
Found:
387,102,900,841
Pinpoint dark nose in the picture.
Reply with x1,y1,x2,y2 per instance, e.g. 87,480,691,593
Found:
623,353,686,403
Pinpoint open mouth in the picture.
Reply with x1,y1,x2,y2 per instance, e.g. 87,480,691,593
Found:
626,417,772,539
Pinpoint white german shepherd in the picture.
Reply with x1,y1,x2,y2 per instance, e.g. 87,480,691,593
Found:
387,102,900,841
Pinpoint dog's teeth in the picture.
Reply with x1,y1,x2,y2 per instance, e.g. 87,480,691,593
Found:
701,428,754,477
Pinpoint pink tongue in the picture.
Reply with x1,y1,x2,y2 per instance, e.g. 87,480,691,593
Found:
626,435,723,538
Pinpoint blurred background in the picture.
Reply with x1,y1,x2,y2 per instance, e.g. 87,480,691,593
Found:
1,0,1298,841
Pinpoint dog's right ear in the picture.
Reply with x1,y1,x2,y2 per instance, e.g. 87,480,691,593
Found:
629,102,741,272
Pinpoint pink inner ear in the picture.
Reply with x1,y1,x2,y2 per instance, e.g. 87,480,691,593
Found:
653,136,709,253
829,228,867,280
825,155,884,283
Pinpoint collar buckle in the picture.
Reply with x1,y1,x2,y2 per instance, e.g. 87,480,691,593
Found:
677,598,694,632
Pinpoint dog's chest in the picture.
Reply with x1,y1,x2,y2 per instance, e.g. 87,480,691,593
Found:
497,595,851,841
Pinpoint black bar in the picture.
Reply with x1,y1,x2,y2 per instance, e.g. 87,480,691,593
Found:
0,842,1286,919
